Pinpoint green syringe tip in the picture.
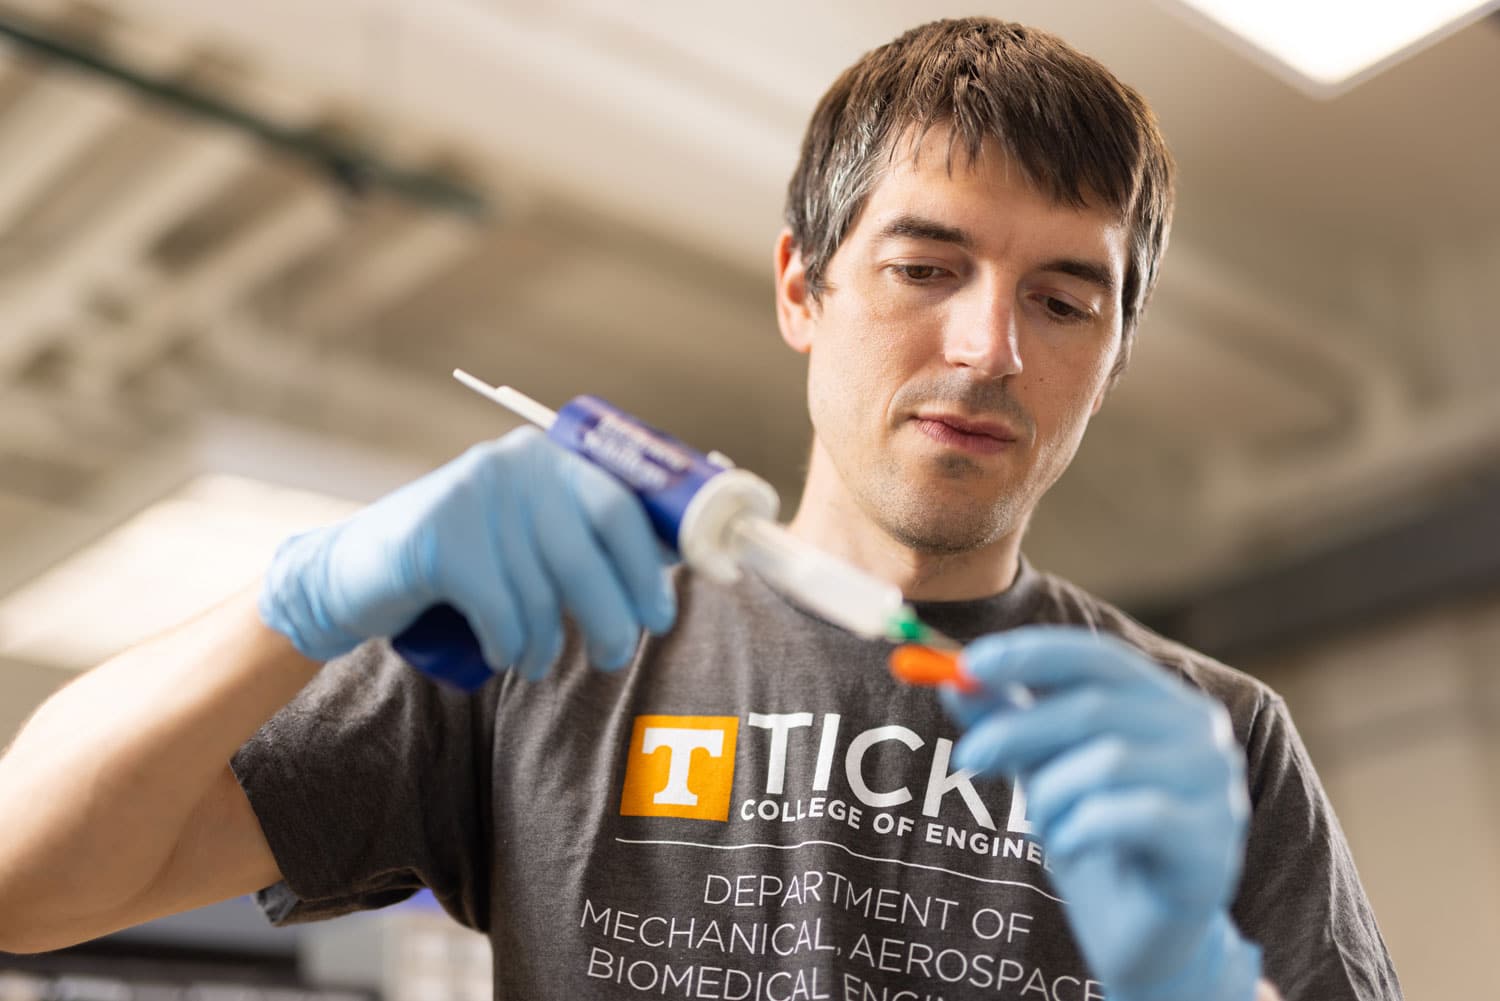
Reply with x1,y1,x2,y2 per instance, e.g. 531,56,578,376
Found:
888,605,929,642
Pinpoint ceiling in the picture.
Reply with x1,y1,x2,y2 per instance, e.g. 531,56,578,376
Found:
0,0,1496,612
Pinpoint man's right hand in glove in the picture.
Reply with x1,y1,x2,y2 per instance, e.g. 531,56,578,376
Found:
259,426,677,679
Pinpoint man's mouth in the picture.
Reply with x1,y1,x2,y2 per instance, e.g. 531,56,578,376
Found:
911,412,1019,456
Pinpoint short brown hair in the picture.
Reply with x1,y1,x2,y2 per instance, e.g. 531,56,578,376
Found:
785,18,1175,378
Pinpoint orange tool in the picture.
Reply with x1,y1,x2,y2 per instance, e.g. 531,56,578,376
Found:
888,644,981,693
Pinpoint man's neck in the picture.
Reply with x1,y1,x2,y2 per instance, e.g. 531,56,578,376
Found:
785,452,1024,603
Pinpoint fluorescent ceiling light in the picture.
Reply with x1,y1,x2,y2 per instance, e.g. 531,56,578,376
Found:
0,474,358,671
1160,0,1500,97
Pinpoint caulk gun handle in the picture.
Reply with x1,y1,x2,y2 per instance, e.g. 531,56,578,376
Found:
392,604,496,692
389,392,738,691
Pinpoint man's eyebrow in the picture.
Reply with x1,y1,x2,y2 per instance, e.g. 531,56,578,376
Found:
878,216,1118,296
1038,258,1117,296
876,215,973,249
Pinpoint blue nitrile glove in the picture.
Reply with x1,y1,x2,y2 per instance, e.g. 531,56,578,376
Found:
259,426,676,679
940,626,1261,1001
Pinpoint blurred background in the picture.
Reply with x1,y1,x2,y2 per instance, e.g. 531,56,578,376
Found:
0,0,1496,997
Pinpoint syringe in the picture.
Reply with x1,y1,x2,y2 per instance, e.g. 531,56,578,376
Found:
395,370,1023,705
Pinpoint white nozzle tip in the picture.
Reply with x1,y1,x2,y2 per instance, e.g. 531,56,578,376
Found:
452,368,489,391
449,369,558,429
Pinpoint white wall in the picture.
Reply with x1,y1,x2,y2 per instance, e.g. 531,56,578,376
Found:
1248,585,1500,998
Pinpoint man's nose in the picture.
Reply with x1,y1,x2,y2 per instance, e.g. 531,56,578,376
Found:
943,284,1024,378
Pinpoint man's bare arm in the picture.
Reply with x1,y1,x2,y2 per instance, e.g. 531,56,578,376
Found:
0,433,678,953
0,590,319,953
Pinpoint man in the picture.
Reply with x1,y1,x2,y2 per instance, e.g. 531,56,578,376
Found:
0,17,1398,1001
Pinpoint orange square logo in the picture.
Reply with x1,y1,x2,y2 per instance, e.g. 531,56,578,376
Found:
620,715,738,821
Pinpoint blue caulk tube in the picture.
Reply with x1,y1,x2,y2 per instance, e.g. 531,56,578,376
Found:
391,370,781,690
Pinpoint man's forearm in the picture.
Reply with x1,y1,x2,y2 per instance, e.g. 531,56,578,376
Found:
0,589,319,947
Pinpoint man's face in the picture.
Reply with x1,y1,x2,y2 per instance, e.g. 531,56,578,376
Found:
777,131,1128,554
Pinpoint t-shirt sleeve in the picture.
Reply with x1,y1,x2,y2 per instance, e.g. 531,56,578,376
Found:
1233,693,1403,1000
230,640,495,931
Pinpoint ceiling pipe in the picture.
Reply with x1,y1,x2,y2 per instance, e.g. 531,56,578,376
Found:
0,10,488,220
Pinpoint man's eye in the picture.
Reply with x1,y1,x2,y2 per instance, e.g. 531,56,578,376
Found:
1042,296,1088,321
893,264,945,282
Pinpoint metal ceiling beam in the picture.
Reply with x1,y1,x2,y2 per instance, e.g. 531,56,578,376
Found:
0,70,130,234
194,315,512,455
69,190,347,390
0,132,251,380
0,9,487,219
291,216,479,337
107,0,785,273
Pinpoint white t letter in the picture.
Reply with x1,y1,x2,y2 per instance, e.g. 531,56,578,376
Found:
642,727,725,806
748,713,814,795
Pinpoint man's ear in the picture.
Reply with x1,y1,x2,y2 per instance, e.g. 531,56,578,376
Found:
1090,382,1109,416
1091,330,1130,414
774,228,815,354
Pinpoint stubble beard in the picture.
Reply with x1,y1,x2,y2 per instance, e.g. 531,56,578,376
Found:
870,452,1027,556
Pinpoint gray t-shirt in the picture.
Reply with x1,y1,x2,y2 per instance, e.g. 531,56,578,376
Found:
232,558,1401,999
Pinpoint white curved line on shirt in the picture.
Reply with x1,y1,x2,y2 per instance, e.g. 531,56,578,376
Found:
613,837,1068,904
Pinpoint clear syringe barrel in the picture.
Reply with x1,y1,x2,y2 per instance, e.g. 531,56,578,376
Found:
730,517,905,641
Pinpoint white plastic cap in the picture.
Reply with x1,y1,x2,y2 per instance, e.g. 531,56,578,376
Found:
678,468,780,583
